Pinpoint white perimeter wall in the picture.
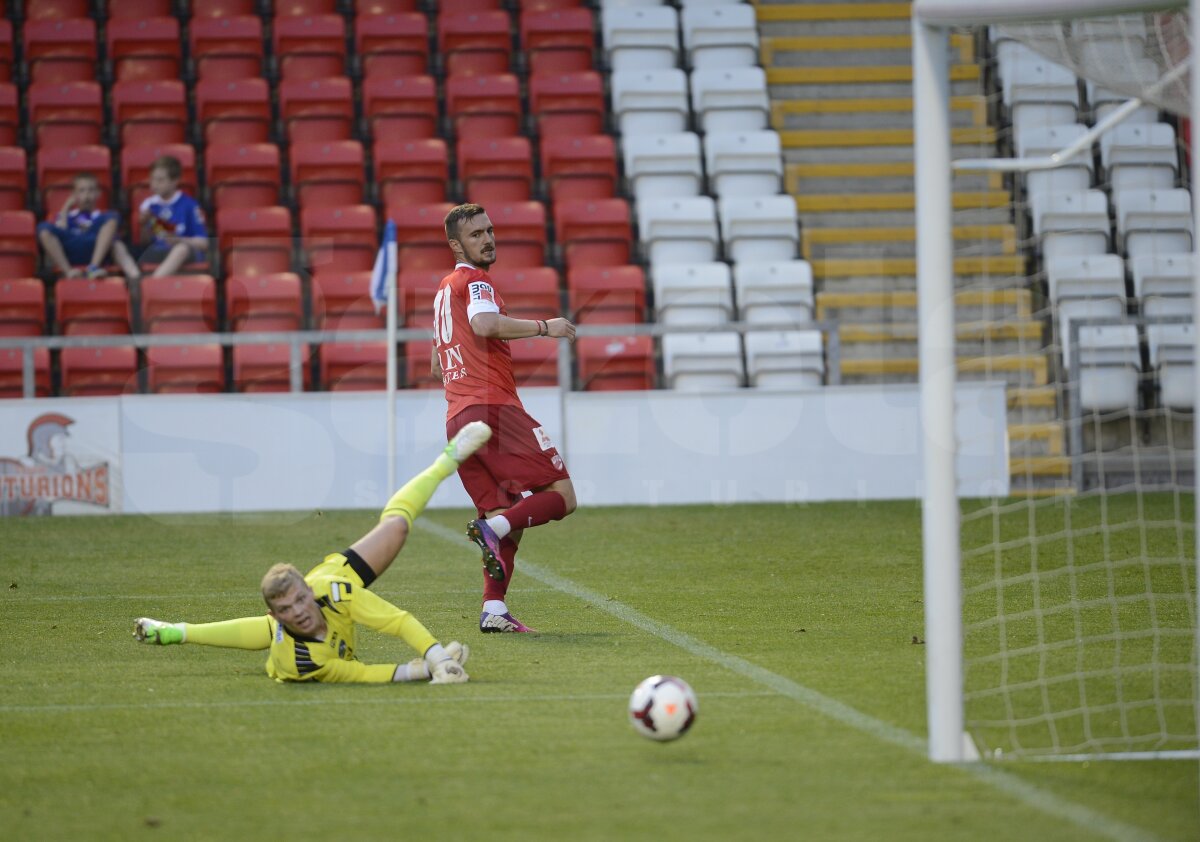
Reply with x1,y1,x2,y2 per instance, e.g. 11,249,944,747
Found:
0,383,1009,516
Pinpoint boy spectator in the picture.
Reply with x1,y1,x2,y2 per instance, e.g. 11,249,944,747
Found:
137,155,208,278
36,173,140,280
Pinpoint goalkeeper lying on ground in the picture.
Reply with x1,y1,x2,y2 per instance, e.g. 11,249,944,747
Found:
133,422,494,685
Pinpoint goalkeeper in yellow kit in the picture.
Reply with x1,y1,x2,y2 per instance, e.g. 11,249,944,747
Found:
133,422,494,685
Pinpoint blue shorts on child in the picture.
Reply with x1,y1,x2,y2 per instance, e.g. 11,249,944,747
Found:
37,211,119,266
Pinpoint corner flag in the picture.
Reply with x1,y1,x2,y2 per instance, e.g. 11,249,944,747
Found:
371,219,397,314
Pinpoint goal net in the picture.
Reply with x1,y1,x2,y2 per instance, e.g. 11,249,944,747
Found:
913,0,1198,761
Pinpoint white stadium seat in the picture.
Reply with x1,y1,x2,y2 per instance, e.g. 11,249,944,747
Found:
704,130,783,197
611,69,689,135
1002,57,1080,133
718,195,799,263
1147,323,1195,409
1045,254,1127,369
1088,76,1161,124
1100,122,1178,192
690,67,769,133
733,260,814,324
662,331,744,390
1077,324,1141,411
1131,253,1194,316
1029,189,1110,263
622,132,704,200
681,4,759,69
1113,188,1193,259
651,261,733,325
1016,124,1092,198
744,330,824,389
637,196,720,264
602,6,681,72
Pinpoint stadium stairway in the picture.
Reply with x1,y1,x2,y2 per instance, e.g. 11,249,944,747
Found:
759,1,1068,496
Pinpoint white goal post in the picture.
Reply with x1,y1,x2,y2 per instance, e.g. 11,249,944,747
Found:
912,0,1200,762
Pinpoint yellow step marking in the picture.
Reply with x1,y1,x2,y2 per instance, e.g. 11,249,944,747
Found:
838,321,1042,343
772,95,988,127
801,225,1016,256
795,191,1010,212
816,288,1033,319
756,4,913,23
767,65,980,85
1012,486,1077,498
762,34,974,65
839,355,1049,385
1008,385,1058,409
782,127,996,147
811,255,1026,278
1009,422,1065,456
1010,456,1071,477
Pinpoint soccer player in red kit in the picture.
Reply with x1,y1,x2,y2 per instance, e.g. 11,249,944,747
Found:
432,203,578,633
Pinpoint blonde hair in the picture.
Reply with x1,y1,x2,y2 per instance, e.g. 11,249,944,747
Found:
261,563,307,607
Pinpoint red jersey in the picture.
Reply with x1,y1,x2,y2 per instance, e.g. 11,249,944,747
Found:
434,263,523,421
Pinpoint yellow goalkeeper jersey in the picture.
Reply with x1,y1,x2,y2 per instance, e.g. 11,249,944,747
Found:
265,552,437,684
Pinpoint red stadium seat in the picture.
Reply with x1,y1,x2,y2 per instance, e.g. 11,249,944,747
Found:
0,21,13,83
0,347,51,398
233,343,313,392
290,141,366,211
391,203,454,271
190,17,264,82
312,271,383,330
60,347,138,396
320,342,389,391
108,0,174,19
146,345,225,394
529,71,606,137
568,265,646,324
458,136,534,204
356,0,420,12
192,0,257,16
541,134,618,201
577,335,654,391
300,204,378,273
55,277,132,336
274,15,347,82
24,19,96,85
141,275,218,334
486,201,547,268
357,14,430,79
195,78,272,146
554,198,632,270
438,10,513,76
107,18,181,83
217,206,294,277
26,0,88,20
446,73,522,138
38,147,111,215
112,80,187,147
276,0,337,14
362,74,438,141
404,339,440,389
521,8,595,74
0,211,36,279
205,143,281,211
0,147,27,212
228,273,304,332
279,76,354,143
519,0,587,9
438,0,504,15
0,83,16,146
0,278,45,337
375,139,449,207
490,266,559,320
508,337,558,386
27,82,103,150
397,267,444,324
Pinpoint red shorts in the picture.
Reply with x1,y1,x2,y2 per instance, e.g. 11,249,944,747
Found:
447,403,571,515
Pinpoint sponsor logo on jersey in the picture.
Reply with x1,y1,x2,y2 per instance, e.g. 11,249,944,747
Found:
468,281,496,303
532,426,554,451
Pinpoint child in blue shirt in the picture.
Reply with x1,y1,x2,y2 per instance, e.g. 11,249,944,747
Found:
36,173,140,280
137,155,209,278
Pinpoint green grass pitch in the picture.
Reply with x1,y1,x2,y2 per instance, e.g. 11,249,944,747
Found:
1,501,1196,841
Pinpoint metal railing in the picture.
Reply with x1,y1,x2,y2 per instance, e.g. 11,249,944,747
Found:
0,320,840,398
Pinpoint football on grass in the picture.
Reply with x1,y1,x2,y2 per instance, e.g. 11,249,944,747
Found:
628,675,698,741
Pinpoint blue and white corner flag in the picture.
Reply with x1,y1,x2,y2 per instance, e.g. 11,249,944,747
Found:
371,219,398,314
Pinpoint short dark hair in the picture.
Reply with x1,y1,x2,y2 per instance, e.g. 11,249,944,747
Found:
444,203,487,242
150,155,182,182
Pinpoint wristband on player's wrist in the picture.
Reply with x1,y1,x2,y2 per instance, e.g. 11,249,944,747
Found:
537,319,548,336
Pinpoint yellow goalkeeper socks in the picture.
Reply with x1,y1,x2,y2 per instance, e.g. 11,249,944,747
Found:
379,452,458,527
183,616,273,650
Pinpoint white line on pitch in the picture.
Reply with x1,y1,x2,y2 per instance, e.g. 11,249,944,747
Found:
0,690,774,715
417,519,1167,842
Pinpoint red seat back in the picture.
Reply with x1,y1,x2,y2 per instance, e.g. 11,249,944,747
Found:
190,17,264,82
357,13,429,78
107,17,181,82
577,335,655,391
61,346,137,396
55,278,132,336
141,275,218,333
438,10,513,76
147,344,225,393
0,278,45,337
568,265,646,324
490,266,559,320
112,80,188,146
205,143,281,210
520,8,595,74
362,74,438,140
228,272,304,332
529,71,606,137
290,141,366,210
274,15,347,82
216,206,294,276
446,74,522,137
540,134,618,200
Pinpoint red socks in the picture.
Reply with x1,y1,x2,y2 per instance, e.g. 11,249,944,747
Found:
482,536,519,602
502,491,567,531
